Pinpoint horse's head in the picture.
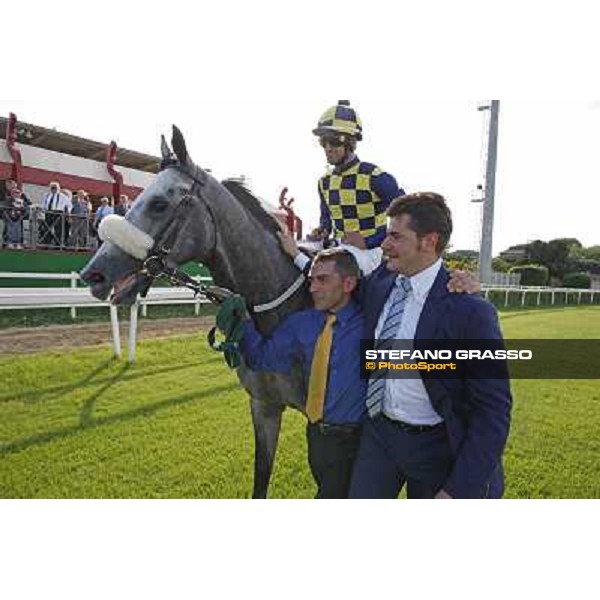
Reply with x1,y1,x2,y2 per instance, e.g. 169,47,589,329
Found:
80,126,217,304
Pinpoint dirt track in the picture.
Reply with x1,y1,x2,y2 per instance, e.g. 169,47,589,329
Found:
0,316,215,355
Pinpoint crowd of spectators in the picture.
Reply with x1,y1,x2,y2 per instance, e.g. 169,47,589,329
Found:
0,179,132,251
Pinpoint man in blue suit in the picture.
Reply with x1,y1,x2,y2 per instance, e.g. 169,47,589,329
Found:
349,192,512,499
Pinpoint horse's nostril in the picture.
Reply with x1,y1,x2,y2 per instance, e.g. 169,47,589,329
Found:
86,272,106,284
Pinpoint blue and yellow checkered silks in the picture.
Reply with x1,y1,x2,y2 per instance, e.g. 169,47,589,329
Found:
313,101,363,140
319,160,391,247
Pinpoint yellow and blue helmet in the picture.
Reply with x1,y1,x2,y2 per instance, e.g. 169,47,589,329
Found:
313,100,363,141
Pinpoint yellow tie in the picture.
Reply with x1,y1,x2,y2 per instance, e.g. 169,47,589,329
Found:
306,313,337,424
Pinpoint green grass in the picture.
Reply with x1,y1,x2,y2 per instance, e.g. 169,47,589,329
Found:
0,335,313,498
1,306,599,498
495,306,600,498
499,305,600,338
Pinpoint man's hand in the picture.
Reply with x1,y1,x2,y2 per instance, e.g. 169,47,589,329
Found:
435,490,453,499
447,269,481,294
341,231,367,249
307,227,328,242
277,225,300,259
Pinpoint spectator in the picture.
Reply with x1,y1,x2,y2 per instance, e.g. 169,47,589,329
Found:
1,181,19,247
81,193,93,214
93,197,114,232
114,194,129,216
5,182,31,245
70,189,90,248
0,192,10,248
4,179,32,209
83,195,94,246
40,181,71,246
3,179,17,199
62,189,73,245
5,189,26,249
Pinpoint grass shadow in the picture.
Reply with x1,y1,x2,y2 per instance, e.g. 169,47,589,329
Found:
0,382,241,458
0,354,224,405
79,363,131,426
0,358,114,405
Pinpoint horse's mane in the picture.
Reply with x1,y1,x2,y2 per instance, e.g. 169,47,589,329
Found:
221,179,281,236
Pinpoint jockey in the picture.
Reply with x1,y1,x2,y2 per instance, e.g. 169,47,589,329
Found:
311,100,405,273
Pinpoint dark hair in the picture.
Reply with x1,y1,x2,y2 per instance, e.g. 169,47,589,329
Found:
313,247,361,279
387,192,453,254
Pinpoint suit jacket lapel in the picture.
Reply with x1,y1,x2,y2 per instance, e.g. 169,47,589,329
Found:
415,266,450,341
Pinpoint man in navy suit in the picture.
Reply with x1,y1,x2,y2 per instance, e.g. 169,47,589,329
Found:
349,192,512,499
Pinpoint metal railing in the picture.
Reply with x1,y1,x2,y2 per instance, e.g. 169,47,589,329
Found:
487,272,521,286
4,207,98,251
482,285,600,307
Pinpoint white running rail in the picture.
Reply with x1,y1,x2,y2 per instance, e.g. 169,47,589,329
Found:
482,285,599,307
0,271,214,361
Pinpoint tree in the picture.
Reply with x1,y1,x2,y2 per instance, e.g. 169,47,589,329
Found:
500,239,597,284
545,239,576,281
526,240,550,265
553,238,582,249
575,259,600,275
509,265,549,286
563,272,591,289
492,257,511,273
583,245,600,261
525,239,577,282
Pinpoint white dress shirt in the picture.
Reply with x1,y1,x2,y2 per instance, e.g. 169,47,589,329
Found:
376,258,444,425
43,192,72,213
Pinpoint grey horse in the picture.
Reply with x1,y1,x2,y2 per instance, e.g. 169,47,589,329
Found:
80,126,312,498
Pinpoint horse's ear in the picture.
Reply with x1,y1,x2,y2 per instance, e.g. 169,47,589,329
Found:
160,135,171,162
172,125,191,165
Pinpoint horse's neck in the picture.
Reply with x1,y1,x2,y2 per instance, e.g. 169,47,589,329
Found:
203,202,309,334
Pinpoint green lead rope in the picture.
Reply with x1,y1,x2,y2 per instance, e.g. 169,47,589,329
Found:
207,295,247,369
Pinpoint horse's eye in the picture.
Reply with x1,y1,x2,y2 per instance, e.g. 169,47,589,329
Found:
151,200,169,213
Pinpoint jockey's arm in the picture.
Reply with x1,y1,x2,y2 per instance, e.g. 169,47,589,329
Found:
318,187,332,239
341,231,367,249
372,170,404,215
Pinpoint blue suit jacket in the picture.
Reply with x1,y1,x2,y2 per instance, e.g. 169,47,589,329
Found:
360,263,512,498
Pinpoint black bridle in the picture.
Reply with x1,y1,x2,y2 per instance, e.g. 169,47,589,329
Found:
138,164,229,303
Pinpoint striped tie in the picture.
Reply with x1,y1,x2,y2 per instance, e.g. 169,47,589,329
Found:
306,313,337,424
365,277,412,417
